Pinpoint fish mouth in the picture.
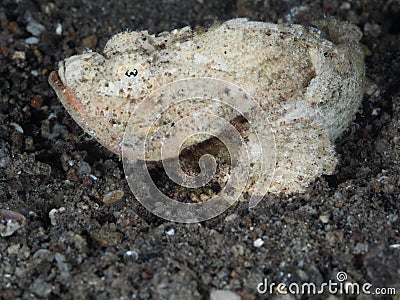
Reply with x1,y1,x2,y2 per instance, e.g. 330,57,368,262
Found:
48,68,122,156
48,70,84,113
48,69,64,91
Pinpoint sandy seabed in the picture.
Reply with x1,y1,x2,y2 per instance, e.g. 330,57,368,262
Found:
0,0,399,299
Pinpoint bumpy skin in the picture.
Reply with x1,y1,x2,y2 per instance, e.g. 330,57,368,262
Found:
49,18,364,194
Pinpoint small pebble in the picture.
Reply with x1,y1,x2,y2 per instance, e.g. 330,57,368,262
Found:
10,122,24,134
102,190,124,204
231,244,244,257
224,214,239,222
76,161,92,176
7,243,20,255
0,209,26,237
339,2,351,10
0,148,11,168
55,252,71,274
12,51,26,61
32,249,52,259
299,204,317,216
8,21,21,33
0,46,8,56
25,136,35,152
319,215,329,223
48,207,65,226
55,23,62,35
25,37,39,44
165,228,175,236
210,290,241,300
41,119,51,139
26,17,45,36
124,250,139,261
30,95,43,108
33,49,43,63
89,174,98,180
371,107,381,116
253,238,264,248
30,278,52,298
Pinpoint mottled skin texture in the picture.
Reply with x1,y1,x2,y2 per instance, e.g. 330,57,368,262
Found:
49,18,364,194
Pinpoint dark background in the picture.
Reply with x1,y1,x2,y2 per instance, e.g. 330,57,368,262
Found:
1,0,399,299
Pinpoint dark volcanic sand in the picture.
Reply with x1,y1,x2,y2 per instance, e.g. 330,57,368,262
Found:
0,0,399,299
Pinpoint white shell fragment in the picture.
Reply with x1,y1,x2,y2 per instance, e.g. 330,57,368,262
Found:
253,238,265,248
49,18,364,194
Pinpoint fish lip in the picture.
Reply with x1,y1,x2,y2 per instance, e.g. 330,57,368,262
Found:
48,70,84,114
57,59,67,85
48,69,64,92
48,59,67,91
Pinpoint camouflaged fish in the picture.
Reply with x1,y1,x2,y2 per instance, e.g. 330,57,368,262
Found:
49,18,364,194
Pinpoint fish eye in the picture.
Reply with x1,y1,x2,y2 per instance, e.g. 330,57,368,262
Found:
106,53,149,82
